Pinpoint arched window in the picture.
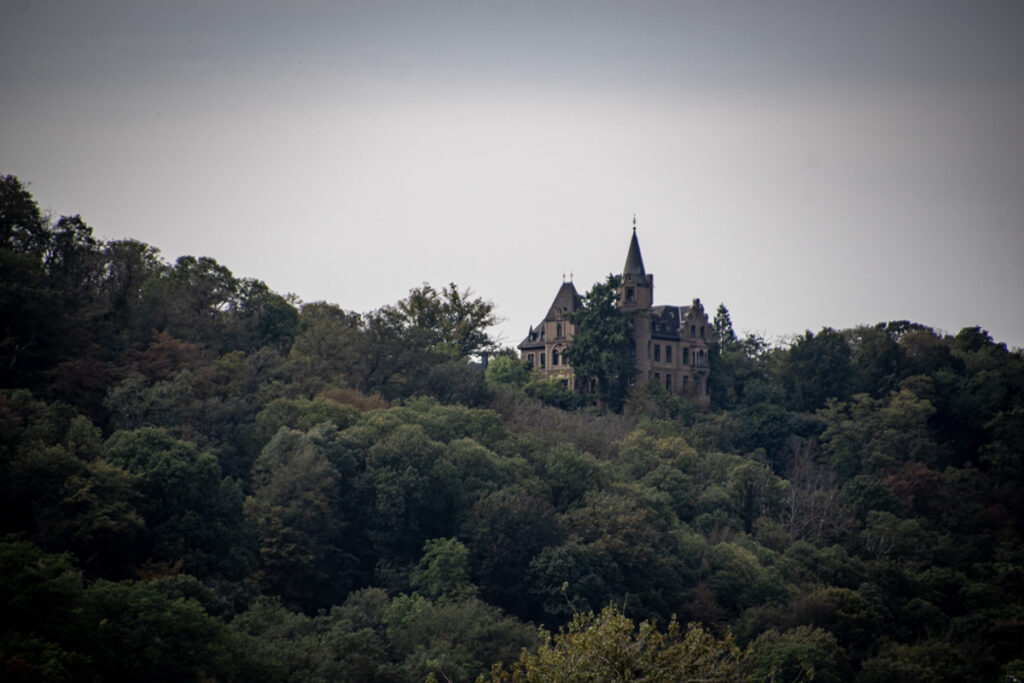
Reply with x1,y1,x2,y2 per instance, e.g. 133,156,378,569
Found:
552,349,559,366
556,323,562,338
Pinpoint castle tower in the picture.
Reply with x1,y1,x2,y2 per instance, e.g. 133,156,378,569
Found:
617,222,653,383
618,222,653,310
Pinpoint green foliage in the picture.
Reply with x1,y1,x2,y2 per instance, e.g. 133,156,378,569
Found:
463,487,562,618
485,354,530,387
714,303,737,347
745,625,850,683
781,327,854,412
524,377,583,409
709,332,775,410
857,639,994,682
564,274,636,412
0,537,281,682
4,177,1024,682
105,427,255,581
0,392,143,577
251,396,359,452
386,593,538,683
247,425,351,612
411,537,477,601
485,604,746,682
544,444,609,511
395,282,498,358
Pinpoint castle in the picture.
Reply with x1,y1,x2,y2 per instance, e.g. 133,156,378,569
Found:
518,224,715,402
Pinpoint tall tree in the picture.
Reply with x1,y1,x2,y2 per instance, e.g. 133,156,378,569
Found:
563,275,636,412
0,175,49,257
713,303,737,348
396,282,498,359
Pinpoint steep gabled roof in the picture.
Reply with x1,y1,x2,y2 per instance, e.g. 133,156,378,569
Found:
518,281,583,350
545,281,583,321
623,228,647,284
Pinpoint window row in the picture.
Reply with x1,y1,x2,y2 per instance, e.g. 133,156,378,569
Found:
526,349,563,368
650,343,707,367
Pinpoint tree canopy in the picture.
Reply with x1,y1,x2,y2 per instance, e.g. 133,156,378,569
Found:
3,175,1024,682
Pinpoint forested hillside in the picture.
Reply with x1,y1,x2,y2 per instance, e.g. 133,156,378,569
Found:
2,174,1023,682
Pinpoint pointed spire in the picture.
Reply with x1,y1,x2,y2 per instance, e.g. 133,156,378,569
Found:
623,219,647,283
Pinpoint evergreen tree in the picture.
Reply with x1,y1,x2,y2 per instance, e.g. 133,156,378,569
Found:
714,303,737,348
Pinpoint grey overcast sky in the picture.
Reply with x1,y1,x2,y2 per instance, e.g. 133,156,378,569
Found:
3,1,1023,349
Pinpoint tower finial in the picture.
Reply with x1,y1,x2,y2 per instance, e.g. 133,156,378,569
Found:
633,213,637,233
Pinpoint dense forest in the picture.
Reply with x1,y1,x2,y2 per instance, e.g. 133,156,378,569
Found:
2,174,1023,682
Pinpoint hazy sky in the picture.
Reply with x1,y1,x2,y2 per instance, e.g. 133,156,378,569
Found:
3,0,1023,349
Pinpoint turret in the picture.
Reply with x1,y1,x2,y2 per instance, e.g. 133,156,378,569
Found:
618,220,653,309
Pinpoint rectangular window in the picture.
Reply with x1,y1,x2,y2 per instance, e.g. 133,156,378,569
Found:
694,377,701,393
665,373,672,391
691,325,696,337
683,348,689,365
540,352,546,368
655,372,660,382
666,346,672,364
527,353,534,366
683,376,689,389
700,326,705,338
654,344,661,362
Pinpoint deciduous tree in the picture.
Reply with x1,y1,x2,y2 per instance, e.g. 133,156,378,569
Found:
564,275,635,412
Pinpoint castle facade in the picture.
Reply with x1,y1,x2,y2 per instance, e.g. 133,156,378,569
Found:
518,226,715,402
